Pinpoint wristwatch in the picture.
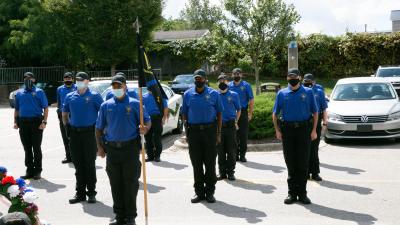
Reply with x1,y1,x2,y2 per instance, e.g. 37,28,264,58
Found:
322,123,327,126
42,121,47,125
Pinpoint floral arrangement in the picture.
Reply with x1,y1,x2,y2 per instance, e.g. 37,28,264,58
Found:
0,166,41,225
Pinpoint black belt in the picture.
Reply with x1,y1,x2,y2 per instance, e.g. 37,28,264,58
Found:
69,125,95,132
188,123,216,130
282,120,311,128
150,114,162,120
105,138,138,148
19,117,42,123
222,120,236,128
241,108,248,112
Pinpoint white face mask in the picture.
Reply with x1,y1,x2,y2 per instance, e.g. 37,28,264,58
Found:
112,88,124,98
76,81,87,90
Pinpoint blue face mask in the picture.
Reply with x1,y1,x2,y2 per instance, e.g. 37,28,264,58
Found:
112,88,124,98
76,81,87,90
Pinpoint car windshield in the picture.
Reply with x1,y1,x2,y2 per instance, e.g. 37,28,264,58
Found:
88,82,110,95
376,68,400,77
101,86,148,99
332,83,396,101
174,75,194,84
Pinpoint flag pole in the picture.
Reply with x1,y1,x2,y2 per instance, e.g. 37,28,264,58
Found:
134,17,149,218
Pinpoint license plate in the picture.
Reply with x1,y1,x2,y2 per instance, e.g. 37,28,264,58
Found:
357,125,373,132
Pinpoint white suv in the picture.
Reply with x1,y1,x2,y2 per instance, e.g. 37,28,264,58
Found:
375,66,400,96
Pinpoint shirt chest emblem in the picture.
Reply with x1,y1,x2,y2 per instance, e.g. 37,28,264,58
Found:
126,106,132,114
240,86,245,91
205,94,211,101
301,93,307,101
227,96,233,103
85,97,90,103
31,92,36,97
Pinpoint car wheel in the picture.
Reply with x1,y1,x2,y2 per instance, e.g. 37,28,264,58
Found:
172,114,183,134
394,138,400,143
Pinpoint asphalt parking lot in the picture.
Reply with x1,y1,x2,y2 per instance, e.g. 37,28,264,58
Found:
1,107,400,225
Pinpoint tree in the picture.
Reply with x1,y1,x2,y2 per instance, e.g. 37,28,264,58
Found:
156,17,192,31
180,0,224,30
223,0,300,95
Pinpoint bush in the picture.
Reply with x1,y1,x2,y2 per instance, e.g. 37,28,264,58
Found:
249,93,276,139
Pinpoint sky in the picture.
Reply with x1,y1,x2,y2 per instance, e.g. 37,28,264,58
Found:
163,0,400,36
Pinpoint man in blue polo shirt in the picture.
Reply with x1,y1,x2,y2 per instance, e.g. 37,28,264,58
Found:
104,72,139,101
272,68,318,205
95,74,151,225
216,74,241,181
303,74,328,182
181,69,224,204
143,90,168,162
14,72,48,180
228,68,254,162
57,72,76,164
62,72,103,204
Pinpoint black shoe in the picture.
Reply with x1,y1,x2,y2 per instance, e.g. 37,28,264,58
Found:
125,217,136,225
206,194,216,203
33,173,41,180
311,174,323,182
109,216,124,225
217,174,227,180
69,195,86,204
145,158,154,162
191,194,205,203
298,195,312,204
236,155,240,161
284,194,297,204
87,195,97,204
20,174,33,179
227,174,236,181
62,158,72,164
154,157,161,162
240,156,247,162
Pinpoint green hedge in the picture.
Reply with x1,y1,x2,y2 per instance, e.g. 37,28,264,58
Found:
249,93,276,139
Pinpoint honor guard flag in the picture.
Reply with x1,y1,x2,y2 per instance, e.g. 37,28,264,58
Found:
137,33,168,113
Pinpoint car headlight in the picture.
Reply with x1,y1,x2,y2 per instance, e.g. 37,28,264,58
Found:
328,112,343,122
388,111,400,121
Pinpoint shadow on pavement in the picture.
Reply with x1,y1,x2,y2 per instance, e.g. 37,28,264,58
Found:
150,160,188,170
29,178,66,193
240,161,286,173
304,203,377,225
318,180,373,195
320,163,365,175
225,179,276,194
82,201,114,219
139,181,166,194
202,200,267,224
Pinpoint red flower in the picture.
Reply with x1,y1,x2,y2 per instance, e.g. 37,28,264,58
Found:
1,176,16,185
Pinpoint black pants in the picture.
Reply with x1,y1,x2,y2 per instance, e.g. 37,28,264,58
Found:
18,119,43,175
187,125,217,196
57,111,71,160
237,109,249,157
281,124,311,197
69,129,97,197
105,139,141,219
218,124,237,176
145,116,163,159
309,117,322,175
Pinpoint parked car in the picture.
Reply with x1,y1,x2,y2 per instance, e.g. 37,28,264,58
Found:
374,65,400,96
169,74,194,95
9,81,60,108
102,81,183,135
325,77,400,142
88,79,112,96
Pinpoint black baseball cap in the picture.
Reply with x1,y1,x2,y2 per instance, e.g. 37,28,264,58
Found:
217,74,228,81
23,72,35,79
111,74,126,85
193,69,206,78
303,73,315,81
232,68,242,74
75,72,89,81
115,72,126,77
288,68,300,77
0,212,31,225
64,72,73,78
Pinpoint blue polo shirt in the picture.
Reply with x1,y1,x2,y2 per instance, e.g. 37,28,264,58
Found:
228,81,254,109
15,87,48,118
315,83,324,92
57,84,77,112
143,93,168,116
96,95,151,142
219,91,241,122
105,89,138,101
273,86,318,122
312,85,328,113
63,88,104,127
181,87,224,125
